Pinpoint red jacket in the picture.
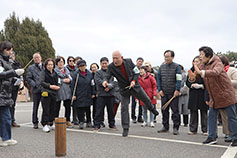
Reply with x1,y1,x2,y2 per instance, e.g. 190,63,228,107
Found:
138,72,157,105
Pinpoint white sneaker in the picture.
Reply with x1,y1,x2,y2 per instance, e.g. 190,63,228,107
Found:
141,122,147,127
150,122,155,128
0,140,8,147
43,125,50,133
4,139,17,146
49,124,55,130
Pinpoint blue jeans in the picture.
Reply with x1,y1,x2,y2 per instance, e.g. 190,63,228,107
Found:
142,106,154,123
0,106,12,141
208,104,237,140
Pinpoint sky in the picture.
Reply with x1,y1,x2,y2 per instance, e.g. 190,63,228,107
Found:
0,0,236,69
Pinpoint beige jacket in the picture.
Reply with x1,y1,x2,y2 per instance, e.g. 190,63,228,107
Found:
227,66,237,101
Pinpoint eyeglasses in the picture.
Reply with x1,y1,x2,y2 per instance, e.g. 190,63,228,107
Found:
69,60,74,62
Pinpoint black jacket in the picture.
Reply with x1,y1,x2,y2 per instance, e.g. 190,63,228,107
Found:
186,67,208,110
0,52,17,107
71,69,95,108
40,69,59,97
105,58,140,96
26,63,43,93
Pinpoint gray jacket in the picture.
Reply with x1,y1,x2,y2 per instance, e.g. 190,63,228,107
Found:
54,66,72,101
0,52,17,107
95,69,116,97
26,63,43,93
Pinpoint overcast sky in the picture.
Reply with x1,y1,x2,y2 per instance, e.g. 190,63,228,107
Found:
1,0,236,69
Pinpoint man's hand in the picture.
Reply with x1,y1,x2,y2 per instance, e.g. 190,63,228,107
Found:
153,96,157,100
129,81,135,89
159,90,165,97
91,95,95,98
173,90,180,97
73,96,76,101
102,81,108,88
104,87,110,92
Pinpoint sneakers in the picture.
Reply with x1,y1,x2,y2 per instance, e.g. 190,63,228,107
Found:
132,119,137,124
0,139,17,147
150,122,155,128
157,127,169,133
122,128,129,137
202,132,208,136
231,140,237,147
202,138,217,145
173,128,179,135
49,124,55,130
224,135,232,142
141,122,147,127
86,122,93,128
188,131,197,135
79,122,84,129
42,125,50,133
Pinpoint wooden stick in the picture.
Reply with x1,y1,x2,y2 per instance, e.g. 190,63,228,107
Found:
161,96,176,110
71,73,79,105
23,58,34,70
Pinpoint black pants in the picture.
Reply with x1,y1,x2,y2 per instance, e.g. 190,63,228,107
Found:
77,107,91,123
161,94,181,130
10,87,18,123
32,92,42,124
72,106,78,124
55,99,71,122
131,96,142,120
94,96,115,128
41,94,56,126
189,109,208,133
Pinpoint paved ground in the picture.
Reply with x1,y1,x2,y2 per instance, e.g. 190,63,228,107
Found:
0,101,236,158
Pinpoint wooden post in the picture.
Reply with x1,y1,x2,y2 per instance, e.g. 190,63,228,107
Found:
55,117,66,157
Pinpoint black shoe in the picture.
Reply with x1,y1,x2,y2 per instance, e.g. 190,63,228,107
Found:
231,140,237,147
132,119,137,124
202,138,217,145
122,128,129,137
173,128,179,135
79,122,84,129
137,117,144,123
33,123,38,129
157,127,169,133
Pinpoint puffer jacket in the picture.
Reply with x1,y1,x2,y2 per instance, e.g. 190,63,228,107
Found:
0,52,17,107
200,55,235,109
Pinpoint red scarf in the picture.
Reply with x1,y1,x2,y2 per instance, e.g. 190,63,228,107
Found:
61,68,66,74
224,65,230,72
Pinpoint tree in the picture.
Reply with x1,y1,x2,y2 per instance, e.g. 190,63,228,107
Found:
217,51,237,65
0,12,55,67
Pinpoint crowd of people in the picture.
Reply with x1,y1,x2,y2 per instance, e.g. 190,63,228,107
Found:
0,41,237,147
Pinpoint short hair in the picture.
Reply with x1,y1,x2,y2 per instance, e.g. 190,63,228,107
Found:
199,46,214,58
140,66,148,72
100,57,109,63
136,57,144,62
164,50,175,57
0,41,14,52
67,56,75,64
219,55,229,66
192,56,200,62
55,56,65,65
44,58,55,69
75,56,82,61
90,63,99,70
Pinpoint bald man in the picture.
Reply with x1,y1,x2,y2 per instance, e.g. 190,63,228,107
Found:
103,51,159,137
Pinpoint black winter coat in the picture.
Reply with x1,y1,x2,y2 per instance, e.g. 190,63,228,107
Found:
71,69,95,108
186,67,208,111
0,52,17,107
